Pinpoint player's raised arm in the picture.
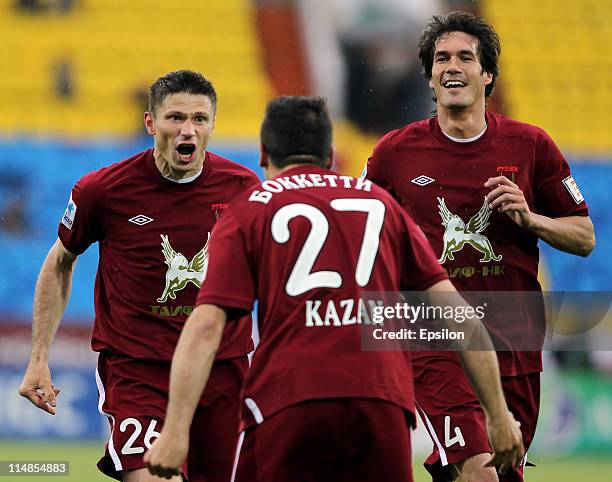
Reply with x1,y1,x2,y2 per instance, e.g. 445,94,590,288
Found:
145,304,227,478
19,238,77,415
426,279,525,474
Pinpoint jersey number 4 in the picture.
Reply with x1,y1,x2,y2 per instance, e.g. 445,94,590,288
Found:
271,199,385,296
444,416,466,448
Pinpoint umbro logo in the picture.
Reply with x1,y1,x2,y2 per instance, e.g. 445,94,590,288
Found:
411,175,435,186
129,215,154,226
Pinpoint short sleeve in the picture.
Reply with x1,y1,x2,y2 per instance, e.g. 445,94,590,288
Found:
398,207,449,291
364,131,397,195
533,129,589,218
58,171,105,255
242,170,262,190
196,209,255,318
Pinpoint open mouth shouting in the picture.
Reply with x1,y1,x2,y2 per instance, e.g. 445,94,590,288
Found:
175,142,197,163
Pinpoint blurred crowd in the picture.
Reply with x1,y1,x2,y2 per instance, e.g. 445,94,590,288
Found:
295,0,477,134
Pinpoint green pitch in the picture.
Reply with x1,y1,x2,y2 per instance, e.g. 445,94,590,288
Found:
412,455,612,482
1,441,611,481
0,441,108,482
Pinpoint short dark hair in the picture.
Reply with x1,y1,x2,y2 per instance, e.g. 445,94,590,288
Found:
261,96,333,169
418,11,501,98
148,70,217,115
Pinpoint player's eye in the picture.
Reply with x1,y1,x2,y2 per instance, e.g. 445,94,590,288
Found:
194,116,206,123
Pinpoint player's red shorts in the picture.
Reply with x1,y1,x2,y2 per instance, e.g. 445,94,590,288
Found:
95,352,248,482
413,354,540,482
232,398,414,482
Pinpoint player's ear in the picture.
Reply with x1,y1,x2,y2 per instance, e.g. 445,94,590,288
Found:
483,70,493,86
144,112,156,135
259,143,269,169
325,147,335,170
429,78,434,89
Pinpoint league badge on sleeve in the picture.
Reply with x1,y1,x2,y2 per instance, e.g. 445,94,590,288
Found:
562,175,584,204
61,194,77,230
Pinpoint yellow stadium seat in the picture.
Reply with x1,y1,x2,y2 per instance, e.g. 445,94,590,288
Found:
0,0,272,139
482,0,612,155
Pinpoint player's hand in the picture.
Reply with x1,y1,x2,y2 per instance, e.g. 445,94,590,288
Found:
485,410,525,474
485,176,532,229
144,431,188,479
18,362,61,415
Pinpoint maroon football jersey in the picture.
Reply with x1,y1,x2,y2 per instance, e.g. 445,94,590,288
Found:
58,149,259,361
366,112,589,375
196,165,448,429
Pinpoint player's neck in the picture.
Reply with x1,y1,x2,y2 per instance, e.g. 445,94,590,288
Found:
153,152,203,181
265,162,322,180
437,105,487,140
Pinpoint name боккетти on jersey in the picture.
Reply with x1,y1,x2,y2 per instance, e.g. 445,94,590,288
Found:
249,173,373,204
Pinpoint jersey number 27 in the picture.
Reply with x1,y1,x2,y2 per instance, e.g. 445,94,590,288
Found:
271,199,385,296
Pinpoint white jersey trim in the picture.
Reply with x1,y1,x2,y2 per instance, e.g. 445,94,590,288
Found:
248,311,260,366
95,365,123,471
441,126,487,143
244,397,264,424
162,167,203,184
417,403,449,466
230,430,245,482
360,164,368,178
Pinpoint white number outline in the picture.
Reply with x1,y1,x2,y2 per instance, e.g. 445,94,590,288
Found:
330,199,385,287
119,418,161,455
271,199,385,296
444,415,466,448
144,419,161,449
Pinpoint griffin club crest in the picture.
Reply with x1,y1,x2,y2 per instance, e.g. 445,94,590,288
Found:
437,197,502,264
157,233,210,302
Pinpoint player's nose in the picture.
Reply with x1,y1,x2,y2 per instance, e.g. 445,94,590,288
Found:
446,56,462,72
180,120,196,137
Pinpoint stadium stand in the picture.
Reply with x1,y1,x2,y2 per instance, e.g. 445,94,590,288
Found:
0,0,273,139
483,0,612,154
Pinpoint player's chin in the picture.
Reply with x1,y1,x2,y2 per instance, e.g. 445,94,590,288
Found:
172,154,201,170
444,98,471,110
